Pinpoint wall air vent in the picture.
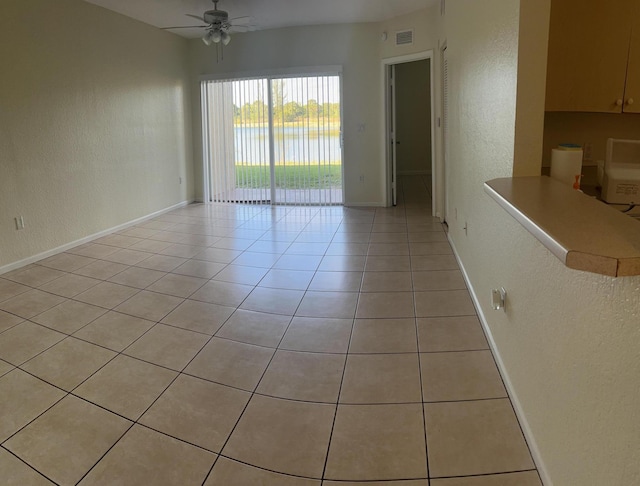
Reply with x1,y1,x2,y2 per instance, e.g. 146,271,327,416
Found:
395,30,414,46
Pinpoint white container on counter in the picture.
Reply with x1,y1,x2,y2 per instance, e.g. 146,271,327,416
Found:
550,144,583,188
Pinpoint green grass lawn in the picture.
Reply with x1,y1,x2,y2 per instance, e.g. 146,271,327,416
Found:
234,164,342,189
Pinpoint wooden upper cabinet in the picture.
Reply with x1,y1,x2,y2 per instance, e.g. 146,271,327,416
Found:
545,0,635,113
624,6,640,113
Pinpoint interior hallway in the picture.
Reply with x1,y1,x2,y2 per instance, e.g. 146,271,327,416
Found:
0,175,542,485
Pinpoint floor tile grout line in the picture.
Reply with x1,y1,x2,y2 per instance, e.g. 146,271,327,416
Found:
319,285,358,481
66,310,233,484
396,180,432,483
430,467,541,480
71,421,136,485
7,308,215,469
413,261,432,482
214,453,328,482
1,194,507,483
0,444,63,486
0,376,70,449
199,216,331,484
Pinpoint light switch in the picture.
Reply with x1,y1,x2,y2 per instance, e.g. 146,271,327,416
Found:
491,287,506,312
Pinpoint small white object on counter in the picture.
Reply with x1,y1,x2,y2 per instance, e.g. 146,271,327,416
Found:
550,146,583,188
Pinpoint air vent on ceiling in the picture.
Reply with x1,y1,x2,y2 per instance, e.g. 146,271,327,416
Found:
396,29,414,46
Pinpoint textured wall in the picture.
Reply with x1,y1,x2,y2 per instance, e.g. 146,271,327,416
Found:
443,1,640,484
379,6,438,60
0,0,193,269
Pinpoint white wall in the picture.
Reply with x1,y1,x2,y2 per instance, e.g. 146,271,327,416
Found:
189,7,441,207
379,6,439,207
442,1,640,484
379,6,438,60
189,23,383,206
0,0,193,270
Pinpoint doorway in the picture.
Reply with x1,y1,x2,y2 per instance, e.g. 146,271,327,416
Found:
201,73,344,206
383,52,435,209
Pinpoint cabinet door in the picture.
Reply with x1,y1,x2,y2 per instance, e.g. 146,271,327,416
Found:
623,7,640,113
545,0,633,113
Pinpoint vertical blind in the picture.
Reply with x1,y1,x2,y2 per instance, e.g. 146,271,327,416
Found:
201,74,343,206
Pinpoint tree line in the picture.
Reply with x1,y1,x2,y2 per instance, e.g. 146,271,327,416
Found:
233,100,340,124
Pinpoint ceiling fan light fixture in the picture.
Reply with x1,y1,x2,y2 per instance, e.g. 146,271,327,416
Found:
221,31,231,45
211,29,222,43
202,31,214,45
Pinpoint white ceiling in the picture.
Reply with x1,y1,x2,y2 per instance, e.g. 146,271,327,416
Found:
84,0,436,38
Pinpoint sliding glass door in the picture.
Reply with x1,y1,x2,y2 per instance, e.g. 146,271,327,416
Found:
201,72,343,205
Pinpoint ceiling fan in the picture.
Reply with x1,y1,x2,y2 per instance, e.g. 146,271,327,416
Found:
163,0,253,46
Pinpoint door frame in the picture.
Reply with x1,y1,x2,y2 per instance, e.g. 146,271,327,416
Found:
439,42,448,223
381,50,435,210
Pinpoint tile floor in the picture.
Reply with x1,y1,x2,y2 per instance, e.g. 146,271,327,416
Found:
0,176,543,485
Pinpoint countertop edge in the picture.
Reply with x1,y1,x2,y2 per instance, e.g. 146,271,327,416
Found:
483,181,569,263
484,177,640,277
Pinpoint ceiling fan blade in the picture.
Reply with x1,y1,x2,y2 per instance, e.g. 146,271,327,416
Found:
229,25,253,32
162,25,206,29
185,14,206,22
229,16,251,22
230,24,257,31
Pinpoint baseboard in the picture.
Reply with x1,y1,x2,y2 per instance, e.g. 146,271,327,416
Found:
0,200,193,276
447,234,552,486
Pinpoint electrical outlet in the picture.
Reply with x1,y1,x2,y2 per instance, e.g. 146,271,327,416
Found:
15,216,25,230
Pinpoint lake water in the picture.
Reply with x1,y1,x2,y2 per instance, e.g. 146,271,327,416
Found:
234,126,342,165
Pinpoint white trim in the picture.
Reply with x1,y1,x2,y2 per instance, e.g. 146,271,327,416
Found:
339,72,346,206
381,50,435,212
0,200,192,277
429,51,436,216
201,82,212,203
382,51,433,65
200,65,343,83
447,234,552,486
436,40,448,221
